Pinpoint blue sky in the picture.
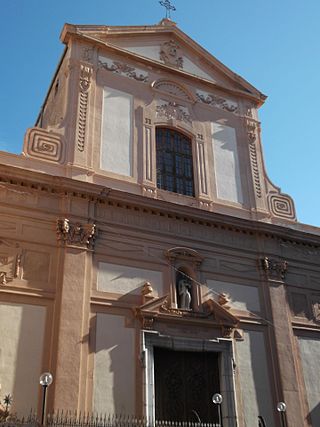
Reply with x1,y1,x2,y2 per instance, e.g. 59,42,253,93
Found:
1,0,320,226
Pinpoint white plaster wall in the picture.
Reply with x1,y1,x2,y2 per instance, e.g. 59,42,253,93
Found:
298,337,320,425
97,262,163,296
236,331,274,427
182,56,215,81
0,303,46,415
101,87,133,176
211,122,243,204
113,44,161,62
93,314,135,415
205,280,260,312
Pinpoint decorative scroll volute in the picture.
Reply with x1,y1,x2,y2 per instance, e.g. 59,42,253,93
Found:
23,128,65,163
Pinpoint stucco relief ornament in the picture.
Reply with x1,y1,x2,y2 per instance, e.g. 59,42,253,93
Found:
0,271,7,285
312,301,320,323
160,297,183,315
156,101,191,123
79,65,92,92
159,40,183,68
77,64,93,152
196,92,239,114
0,254,18,285
99,60,148,82
56,219,97,250
246,119,257,143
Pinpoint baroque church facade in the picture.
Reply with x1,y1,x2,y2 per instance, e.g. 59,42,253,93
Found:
1,18,320,427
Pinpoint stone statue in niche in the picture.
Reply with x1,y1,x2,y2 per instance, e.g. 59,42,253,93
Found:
176,271,192,310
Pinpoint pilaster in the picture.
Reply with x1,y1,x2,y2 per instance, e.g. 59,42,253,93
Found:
52,219,96,411
261,257,305,427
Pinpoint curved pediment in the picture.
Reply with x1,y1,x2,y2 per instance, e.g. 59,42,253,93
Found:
152,79,196,103
164,246,204,264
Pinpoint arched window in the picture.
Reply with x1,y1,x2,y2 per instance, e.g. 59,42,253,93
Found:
156,128,194,196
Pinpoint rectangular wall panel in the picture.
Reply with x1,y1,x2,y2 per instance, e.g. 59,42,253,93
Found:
0,303,46,416
205,279,260,313
236,331,274,426
298,337,320,425
93,314,135,415
97,262,163,296
211,122,243,204
101,87,133,176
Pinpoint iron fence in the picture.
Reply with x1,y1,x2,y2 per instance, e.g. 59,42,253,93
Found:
0,413,221,427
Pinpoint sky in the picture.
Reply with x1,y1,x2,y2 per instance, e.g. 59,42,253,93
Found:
1,0,320,227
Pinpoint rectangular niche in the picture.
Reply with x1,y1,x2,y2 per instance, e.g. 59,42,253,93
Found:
100,87,133,177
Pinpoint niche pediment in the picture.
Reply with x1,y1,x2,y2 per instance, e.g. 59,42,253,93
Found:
134,294,239,338
164,246,204,265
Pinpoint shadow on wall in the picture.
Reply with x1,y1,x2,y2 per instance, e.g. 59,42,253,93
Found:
95,313,135,416
307,401,320,426
12,304,46,416
249,331,275,427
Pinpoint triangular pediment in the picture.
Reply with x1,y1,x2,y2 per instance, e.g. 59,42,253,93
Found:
134,294,239,335
61,21,266,103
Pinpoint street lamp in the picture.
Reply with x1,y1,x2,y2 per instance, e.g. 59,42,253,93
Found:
39,372,53,425
277,401,287,427
212,393,223,427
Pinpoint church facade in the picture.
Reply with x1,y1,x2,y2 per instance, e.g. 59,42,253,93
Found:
1,18,320,427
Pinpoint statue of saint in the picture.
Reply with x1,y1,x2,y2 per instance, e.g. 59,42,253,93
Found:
178,277,192,310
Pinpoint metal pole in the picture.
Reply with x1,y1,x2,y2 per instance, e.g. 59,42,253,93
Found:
218,403,223,427
41,384,48,425
280,411,286,427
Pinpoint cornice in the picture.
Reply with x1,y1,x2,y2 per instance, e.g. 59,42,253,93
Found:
0,163,320,248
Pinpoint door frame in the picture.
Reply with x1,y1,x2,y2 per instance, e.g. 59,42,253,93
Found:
141,331,238,427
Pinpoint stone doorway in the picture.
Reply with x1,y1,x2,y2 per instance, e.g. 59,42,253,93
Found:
143,331,238,426
154,347,220,422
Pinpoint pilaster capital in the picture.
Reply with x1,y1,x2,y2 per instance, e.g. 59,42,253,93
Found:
56,218,97,250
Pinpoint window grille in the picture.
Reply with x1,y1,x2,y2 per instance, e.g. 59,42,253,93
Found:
156,128,194,197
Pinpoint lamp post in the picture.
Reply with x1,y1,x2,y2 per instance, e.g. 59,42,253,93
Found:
39,372,53,425
212,393,223,427
277,402,287,427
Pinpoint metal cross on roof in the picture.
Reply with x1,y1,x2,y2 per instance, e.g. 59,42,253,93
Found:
159,0,176,19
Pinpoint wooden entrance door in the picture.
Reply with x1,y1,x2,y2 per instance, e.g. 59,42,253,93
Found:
154,347,220,422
